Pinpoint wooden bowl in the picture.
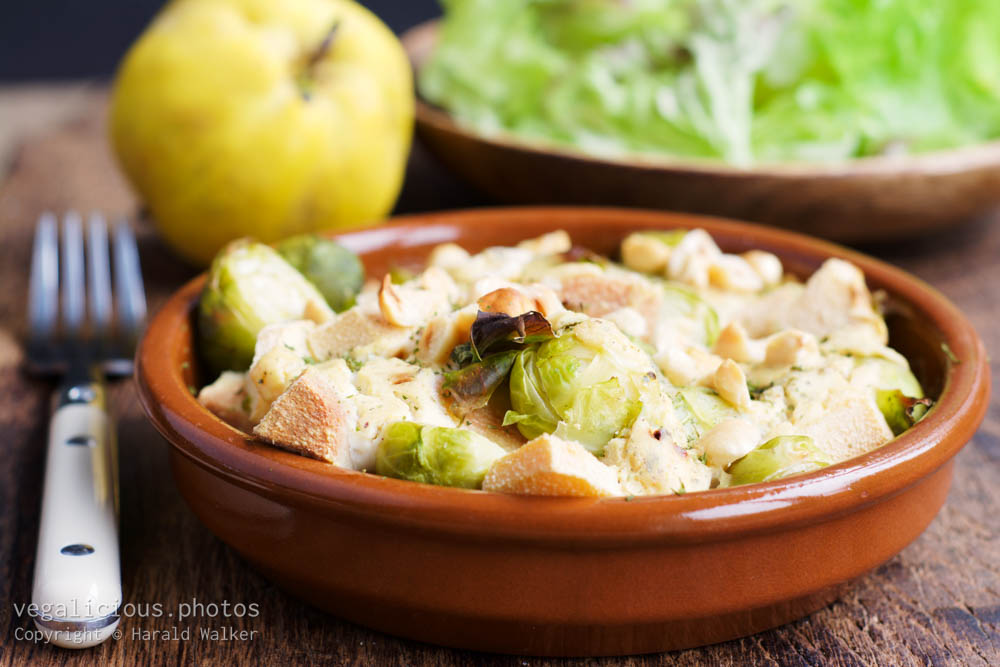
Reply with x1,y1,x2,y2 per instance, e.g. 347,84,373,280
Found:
403,21,1000,244
135,207,989,656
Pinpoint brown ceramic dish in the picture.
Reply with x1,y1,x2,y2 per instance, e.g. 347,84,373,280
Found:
403,21,1000,244
136,207,989,656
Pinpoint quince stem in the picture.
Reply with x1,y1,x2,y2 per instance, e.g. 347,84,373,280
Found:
299,19,340,100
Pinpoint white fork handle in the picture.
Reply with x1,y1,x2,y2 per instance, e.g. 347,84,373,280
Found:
31,382,121,648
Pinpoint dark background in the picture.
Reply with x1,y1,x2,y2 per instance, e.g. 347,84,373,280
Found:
0,1,440,81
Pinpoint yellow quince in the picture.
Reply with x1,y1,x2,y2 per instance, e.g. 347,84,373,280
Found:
110,0,413,265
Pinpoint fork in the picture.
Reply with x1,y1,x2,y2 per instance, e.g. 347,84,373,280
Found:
25,211,146,648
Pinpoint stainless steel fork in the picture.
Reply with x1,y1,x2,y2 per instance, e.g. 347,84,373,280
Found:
25,211,146,648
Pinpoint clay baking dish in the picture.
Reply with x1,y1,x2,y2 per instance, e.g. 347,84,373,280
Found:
136,207,989,656
403,21,1000,244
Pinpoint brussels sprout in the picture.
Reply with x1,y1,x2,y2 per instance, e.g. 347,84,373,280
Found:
674,386,739,443
504,325,644,454
876,389,933,436
856,357,929,434
727,435,832,486
860,357,924,399
375,422,507,489
503,346,560,438
662,283,720,347
276,234,364,312
198,240,334,373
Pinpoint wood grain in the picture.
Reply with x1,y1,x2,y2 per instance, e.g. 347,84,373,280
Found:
0,87,997,667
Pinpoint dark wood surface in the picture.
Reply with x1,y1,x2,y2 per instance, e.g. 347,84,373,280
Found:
1,90,997,667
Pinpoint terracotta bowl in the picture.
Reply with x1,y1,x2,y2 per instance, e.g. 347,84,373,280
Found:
402,21,1000,244
136,207,989,656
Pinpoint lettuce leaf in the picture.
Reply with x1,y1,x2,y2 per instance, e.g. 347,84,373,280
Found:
421,0,1000,164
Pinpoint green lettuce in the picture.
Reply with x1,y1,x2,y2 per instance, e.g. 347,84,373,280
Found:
420,0,1000,164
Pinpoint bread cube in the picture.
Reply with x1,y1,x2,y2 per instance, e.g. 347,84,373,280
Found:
482,434,622,497
253,368,352,466
796,391,894,461
198,371,252,432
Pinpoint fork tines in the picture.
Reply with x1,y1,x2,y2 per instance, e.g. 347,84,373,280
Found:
26,211,147,377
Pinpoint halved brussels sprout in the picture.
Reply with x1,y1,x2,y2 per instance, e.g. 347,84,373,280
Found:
876,389,933,436
662,283,720,347
375,422,507,489
674,386,739,443
860,357,924,399
856,357,929,434
198,240,333,373
727,435,832,486
276,234,364,312
504,325,644,454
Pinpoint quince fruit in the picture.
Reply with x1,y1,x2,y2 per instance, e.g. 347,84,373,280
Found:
110,0,413,265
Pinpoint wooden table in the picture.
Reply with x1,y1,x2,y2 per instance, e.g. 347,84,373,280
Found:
1,85,997,667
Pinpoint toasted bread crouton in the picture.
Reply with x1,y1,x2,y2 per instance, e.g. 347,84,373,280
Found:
246,346,307,424
557,269,661,336
666,229,722,288
708,255,764,292
787,259,887,343
379,267,458,327
432,245,535,285
198,371,252,432
415,305,478,366
251,320,315,367
253,368,352,466
245,320,325,423
354,358,454,428
524,284,565,320
739,259,886,343
482,434,622,497
742,250,783,287
738,283,803,338
795,392,893,461
307,308,413,361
